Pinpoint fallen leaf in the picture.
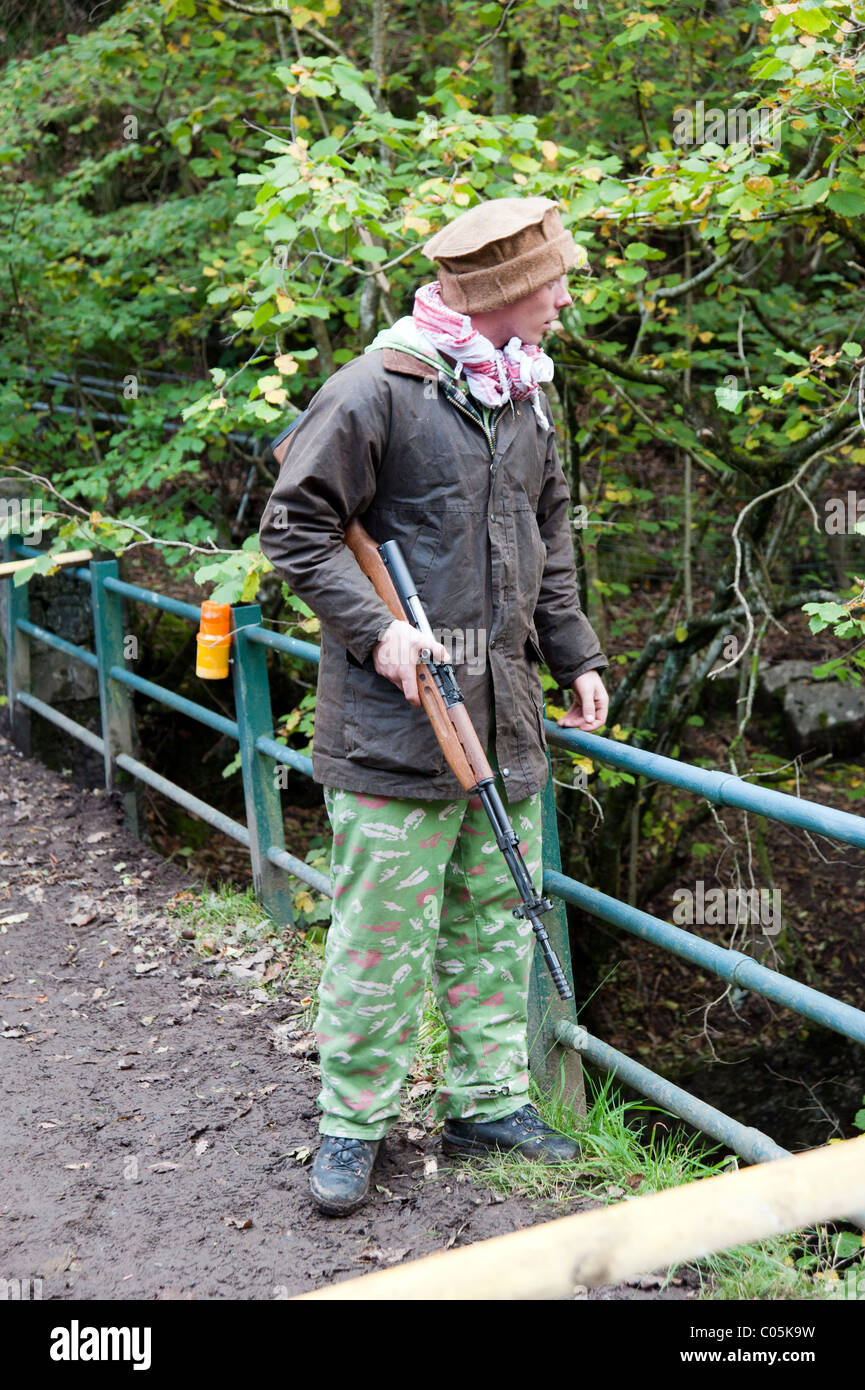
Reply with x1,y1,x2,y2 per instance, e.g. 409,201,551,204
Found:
445,1221,469,1250
224,1216,253,1230
86,831,111,843
70,910,98,929
406,1127,425,1143
423,1156,438,1179
358,1244,385,1262
408,1080,435,1100
0,913,28,926
149,1162,179,1173
135,962,160,975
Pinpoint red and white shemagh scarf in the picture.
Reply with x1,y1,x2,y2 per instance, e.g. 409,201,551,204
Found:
413,281,553,424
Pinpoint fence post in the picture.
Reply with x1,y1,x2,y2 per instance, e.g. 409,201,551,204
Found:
527,738,585,1113
231,605,295,927
2,539,31,755
90,558,140,834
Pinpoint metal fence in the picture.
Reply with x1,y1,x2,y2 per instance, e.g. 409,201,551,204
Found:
3,534,864,1168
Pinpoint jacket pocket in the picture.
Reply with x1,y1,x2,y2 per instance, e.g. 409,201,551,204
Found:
525,628,546,666
343,661,445,775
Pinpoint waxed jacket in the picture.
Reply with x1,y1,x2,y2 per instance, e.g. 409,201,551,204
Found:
258,346,607,802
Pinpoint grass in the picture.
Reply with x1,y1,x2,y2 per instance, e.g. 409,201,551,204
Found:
698,1225,865,1301
165,880,325,1015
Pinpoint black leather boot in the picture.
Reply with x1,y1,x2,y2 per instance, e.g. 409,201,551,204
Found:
442,1104,580,1163
309,1135,382,1215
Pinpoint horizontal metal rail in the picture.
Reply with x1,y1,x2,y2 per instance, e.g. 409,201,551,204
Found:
115,753,250,847
266,846,332,897
547,720,865,851
255,733,313,778
555,1021,788,1164
103,574,201,624
110,665,239,740
245,625,322,664
16,691,105,755
554,1021,865,1223
544,867,865,1044
16,618,98,669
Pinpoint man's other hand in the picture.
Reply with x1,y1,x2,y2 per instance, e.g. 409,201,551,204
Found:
373,620,449,707
557,670,608,732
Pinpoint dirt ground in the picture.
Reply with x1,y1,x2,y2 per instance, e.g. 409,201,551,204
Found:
0,730,700,1302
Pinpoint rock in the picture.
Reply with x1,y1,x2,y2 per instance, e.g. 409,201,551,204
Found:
758,659,865,754
758,659,819,698
782,679,865,754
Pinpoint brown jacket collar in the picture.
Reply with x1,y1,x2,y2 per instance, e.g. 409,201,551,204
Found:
381,347,440,380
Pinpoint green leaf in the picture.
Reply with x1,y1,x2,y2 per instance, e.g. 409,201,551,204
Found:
611,21,651,46
353,244,387,262
791,6,831,35
616,264,646,284
799,176,832,207
827,191,865,218
252,301,275,329
715,383,750,414
785,419,811,441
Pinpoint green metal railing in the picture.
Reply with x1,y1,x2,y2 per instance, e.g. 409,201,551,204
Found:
3,536,865,1172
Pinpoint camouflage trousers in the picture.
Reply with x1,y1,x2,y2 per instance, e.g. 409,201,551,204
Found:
315,781,543,1140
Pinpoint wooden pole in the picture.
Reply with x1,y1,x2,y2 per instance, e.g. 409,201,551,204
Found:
0,549,93,578
296,1134,865,1300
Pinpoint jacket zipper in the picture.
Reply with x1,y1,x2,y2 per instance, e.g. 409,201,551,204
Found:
440,379,500,460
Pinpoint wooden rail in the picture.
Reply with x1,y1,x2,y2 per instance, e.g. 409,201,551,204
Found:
296,1134,865,1300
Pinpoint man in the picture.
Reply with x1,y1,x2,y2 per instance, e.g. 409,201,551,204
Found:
259,196,609,1216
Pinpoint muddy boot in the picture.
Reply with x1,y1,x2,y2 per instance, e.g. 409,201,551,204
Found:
442,1104,580,1164
309,1135,381,1216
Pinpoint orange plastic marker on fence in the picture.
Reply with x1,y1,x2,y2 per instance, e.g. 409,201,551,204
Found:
196,601,231,679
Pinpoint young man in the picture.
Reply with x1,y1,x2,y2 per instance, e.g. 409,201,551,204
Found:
259,196,609,1216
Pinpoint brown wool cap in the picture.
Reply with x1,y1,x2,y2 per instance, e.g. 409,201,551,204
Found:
423,196,583,314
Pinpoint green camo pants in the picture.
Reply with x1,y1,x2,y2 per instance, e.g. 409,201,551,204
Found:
315,782,543,1139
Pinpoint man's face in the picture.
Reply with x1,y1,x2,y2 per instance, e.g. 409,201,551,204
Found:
476,275,573,347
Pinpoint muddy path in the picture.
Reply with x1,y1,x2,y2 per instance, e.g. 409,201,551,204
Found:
0,732,700,1301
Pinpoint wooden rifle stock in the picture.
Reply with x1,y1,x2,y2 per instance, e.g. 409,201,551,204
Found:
343,518,492,793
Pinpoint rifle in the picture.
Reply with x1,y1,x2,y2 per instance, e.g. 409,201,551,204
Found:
344,517,573,1001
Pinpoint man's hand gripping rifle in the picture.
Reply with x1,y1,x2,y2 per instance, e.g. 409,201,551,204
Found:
344,519,573,1001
